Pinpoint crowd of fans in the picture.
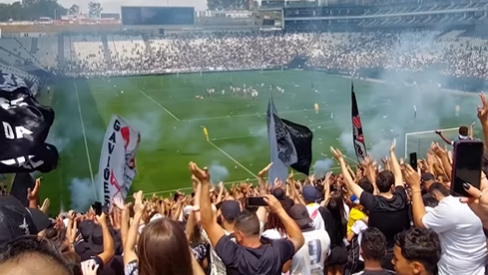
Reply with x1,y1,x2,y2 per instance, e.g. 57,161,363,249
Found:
3,29,488,81
4,27,488,275
24,30,488,81
2,89,488,275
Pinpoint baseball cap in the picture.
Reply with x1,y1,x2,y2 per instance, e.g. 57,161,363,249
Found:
350,195,360,204
0,195,51,247
421,173,435,183
220,201,241,222
302,185,319,203
288,204,313,229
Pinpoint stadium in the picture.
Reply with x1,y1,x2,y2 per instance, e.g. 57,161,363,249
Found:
0,0,485,212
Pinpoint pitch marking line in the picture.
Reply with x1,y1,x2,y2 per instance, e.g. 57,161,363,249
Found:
182,109,315,122
74,82,97,198
137,90,181,121
207,140,258,178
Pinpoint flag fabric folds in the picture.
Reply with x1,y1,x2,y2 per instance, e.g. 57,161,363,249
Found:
267,96,313,184
97,115,140,207
351,83,367,163
0,72,58,173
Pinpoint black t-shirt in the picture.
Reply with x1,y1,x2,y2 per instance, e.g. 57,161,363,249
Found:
353,269,396,275
360,186,411,248
214,235,295,275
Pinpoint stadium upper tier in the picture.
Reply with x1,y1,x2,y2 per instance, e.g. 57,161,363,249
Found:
1,30,488,84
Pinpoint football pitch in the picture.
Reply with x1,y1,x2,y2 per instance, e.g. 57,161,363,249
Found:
40,70,480,211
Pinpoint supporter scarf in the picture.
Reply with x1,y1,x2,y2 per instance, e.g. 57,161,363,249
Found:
351,83,368,163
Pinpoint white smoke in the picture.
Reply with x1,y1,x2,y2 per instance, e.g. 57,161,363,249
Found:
68,178,96,212
312,159,334,178
208,161,229,184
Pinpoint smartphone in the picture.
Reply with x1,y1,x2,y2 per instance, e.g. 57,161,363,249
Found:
92,202,103,216
409,152,418,171
247,197,267,206
451,140,484,197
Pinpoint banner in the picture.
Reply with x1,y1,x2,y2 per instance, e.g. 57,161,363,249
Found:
0,79,58,173
267,96,313,184
97,115,140,206
351,83,367,163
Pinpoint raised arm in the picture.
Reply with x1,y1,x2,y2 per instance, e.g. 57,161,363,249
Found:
190,162,226,247
95,212,115,265
435,130,453,145
263,194,304,252
331,147,364,198
389,139,403,187
477,93,488,149
123,191,145,265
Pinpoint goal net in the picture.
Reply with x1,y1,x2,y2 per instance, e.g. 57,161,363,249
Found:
404,127,459,158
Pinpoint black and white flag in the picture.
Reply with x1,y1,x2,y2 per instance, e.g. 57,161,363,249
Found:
0,73,58,173
351,83,367,163
267,96,313,184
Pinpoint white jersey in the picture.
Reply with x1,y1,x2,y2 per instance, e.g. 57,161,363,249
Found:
290,229,331,275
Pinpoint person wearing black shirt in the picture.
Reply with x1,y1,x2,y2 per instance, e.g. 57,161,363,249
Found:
192,162,305,275
331,140,410,271
353,227,396,275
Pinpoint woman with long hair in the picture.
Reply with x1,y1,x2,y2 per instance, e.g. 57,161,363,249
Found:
322,192,348,275
123,191,205,275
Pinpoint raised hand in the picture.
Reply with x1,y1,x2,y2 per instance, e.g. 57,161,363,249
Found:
133,191,145,214
390,139,396,152
477,93,488,122
263,194,283,214
330,146,344,162
113,196,126,210
460,174,488,228
39,198,50,213
27,178,41,201
189,162,210,182
96,212,107,225
258,162,273,178
403,164,421,191
81,260,99,275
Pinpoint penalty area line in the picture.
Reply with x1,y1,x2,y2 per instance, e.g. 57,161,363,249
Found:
207,140,258,178
137,90,181,121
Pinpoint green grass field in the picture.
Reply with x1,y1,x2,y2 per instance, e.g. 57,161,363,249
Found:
38,70,481,211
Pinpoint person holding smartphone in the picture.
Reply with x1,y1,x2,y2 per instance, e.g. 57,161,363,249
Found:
191,162,304,275
404,164,487,275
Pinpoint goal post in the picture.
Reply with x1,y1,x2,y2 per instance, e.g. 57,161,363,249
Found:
404,127,459,158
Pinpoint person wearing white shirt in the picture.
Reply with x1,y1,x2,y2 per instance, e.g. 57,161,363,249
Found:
411,182,487,275
287,204,331,275
302,185,326,231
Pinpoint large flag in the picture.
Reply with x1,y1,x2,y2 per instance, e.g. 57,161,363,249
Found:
351,83,367,163
97,115,140,206
0,72,58,174
267,96,313,184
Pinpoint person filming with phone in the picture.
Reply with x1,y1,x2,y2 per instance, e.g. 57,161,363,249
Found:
403,163,487,275
191,162,305,275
